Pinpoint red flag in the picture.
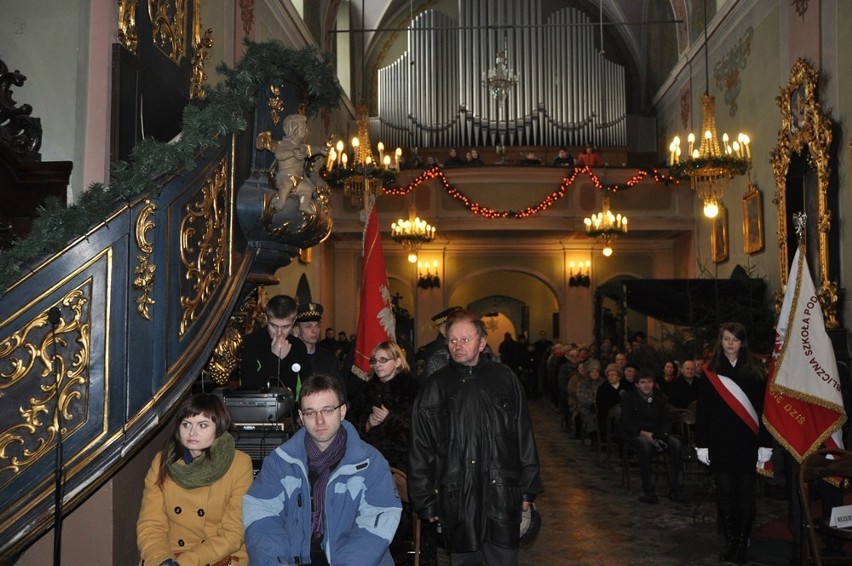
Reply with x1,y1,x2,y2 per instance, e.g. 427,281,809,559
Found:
763,246,846,462
352,205,396,380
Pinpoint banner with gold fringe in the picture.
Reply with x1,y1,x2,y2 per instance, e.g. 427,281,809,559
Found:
763,246,846,462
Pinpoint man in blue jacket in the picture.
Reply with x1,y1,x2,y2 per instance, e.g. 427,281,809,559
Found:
243,374,402,565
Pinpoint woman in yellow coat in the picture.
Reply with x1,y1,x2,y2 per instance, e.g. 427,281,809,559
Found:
137,393,253,566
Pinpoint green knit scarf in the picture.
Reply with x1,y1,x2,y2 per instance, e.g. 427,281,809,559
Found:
167,432,236,489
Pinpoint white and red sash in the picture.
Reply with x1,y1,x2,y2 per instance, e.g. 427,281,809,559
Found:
704,368,759,434
705,368,773,475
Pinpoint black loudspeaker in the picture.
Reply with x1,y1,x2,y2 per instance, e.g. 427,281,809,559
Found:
233,428,289,473
222,388,294,424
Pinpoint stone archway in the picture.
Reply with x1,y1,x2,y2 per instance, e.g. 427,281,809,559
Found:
448,268,559,351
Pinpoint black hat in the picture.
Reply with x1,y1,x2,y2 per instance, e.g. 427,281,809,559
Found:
519,503,542,547
296,302,323,323
431,306,462,326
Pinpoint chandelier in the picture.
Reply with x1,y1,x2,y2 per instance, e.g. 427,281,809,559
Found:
668,95,751,218
584,195,627,257
482,48,518,108
324,104,401,210
391,205,436,263
667,1,751,219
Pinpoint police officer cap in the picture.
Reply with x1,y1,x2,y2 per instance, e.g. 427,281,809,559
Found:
296,302,323,323
431,306,462,326
519,503,542,547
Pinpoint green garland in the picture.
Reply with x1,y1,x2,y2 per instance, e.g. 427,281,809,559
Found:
322,165,399,189
0,40,342,294
668,155,750,179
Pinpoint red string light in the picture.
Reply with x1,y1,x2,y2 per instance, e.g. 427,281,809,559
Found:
378,166,678,219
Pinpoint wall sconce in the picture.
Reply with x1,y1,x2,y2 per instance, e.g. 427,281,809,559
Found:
417,260,440,289
568,260,591,287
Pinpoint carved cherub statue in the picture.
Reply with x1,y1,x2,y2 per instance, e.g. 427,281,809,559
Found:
256,113,316,214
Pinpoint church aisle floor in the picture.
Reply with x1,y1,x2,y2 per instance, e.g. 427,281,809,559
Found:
511,398,794,565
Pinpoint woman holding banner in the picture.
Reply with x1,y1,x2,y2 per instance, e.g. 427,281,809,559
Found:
695,322,772,565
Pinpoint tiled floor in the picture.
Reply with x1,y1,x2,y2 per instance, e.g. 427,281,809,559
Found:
426,398,794,565
513,399,794,565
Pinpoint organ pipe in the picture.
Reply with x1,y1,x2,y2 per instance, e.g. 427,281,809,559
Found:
376,1,626,149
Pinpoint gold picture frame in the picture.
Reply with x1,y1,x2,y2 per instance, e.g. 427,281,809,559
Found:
710,206,729,263
742,185,764,254
771,58,837,327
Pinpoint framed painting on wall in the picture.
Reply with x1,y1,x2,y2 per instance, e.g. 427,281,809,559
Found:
742,185,764,254
711,206,729,263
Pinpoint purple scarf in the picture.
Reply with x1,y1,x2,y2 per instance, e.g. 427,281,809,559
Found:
306,426,348,539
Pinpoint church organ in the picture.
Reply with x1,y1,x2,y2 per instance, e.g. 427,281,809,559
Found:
375,1,627,150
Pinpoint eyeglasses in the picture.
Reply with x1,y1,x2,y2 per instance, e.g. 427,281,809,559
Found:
369,356,392,365
300,403,344,420
448,337,474,347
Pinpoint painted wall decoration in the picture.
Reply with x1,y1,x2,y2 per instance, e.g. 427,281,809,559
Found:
714,27,754,117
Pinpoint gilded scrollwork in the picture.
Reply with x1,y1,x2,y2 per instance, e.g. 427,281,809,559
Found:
118,0,139,53
239,0,254,38
0,287,91,482
133,200,157,320
203,287,266,384
179,158,229,336
190,28,214,100
189,0,213,100
147,0,187,65
770,58,836,328
204,321,243,385
269,84,285,126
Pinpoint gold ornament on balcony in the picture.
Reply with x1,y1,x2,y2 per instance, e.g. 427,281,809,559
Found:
584,195,627,257
391,205,436,263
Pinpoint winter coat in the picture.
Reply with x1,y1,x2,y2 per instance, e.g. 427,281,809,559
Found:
695,357,771,473
620,388,672,439
349,370,419,471
242,420,402,565
137,450,253,566
408,357,543,553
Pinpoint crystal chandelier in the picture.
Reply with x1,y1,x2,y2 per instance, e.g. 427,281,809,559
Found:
584,195,627,257
391,205,436,263
482,48,518,108
324,104,401,210
667,0,751,219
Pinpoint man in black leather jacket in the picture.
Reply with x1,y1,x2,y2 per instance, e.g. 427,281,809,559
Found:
409,309,543,565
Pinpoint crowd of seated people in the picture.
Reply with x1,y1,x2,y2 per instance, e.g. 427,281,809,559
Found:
536,333,712,504
403,146,603,169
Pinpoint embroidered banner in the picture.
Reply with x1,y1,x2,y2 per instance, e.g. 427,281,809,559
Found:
763,247,846,462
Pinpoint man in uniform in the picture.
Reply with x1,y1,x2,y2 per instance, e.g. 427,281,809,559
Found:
415,306,462,379
295,302,345,393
